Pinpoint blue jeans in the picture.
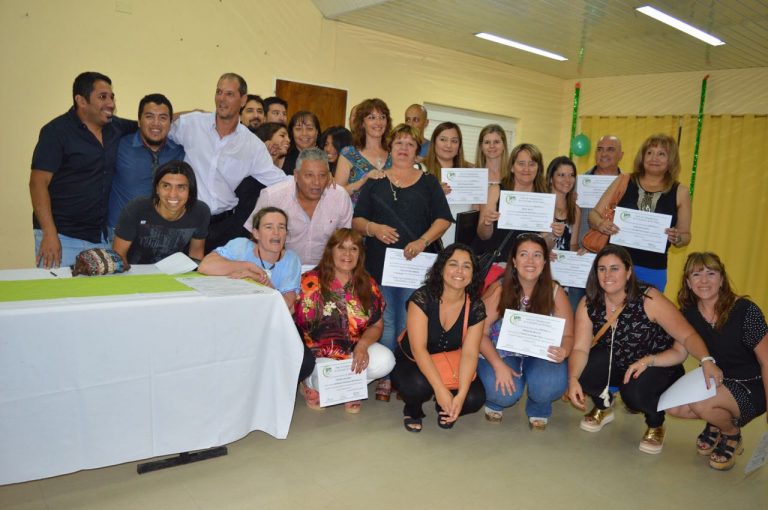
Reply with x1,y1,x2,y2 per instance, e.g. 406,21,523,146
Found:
34,229,110,268
380,285,415,353
633,265,667,292
566,286,585,313
477,355,568,418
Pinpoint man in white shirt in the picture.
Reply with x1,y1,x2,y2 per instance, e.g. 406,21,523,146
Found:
170,72,288,252
244,148,353,266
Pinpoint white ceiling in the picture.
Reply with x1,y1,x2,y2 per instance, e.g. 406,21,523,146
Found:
312,0,768,78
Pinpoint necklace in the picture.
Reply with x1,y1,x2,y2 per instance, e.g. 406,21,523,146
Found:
256,245,276,277
698,303,717,327
520,295,530,310
388,175,399,201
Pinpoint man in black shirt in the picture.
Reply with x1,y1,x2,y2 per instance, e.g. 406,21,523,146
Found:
29,71,136,268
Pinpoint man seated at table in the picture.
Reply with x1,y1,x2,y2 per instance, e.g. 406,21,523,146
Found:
243,148,352,266
113,160,210,264
107,93,185,235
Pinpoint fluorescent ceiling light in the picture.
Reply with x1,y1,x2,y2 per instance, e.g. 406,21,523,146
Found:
475,32,567,61
636,6,725,46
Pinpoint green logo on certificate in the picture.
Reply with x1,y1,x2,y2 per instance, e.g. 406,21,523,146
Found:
505,195,516,204
509,313,522,325
447,171,456,180
583,177,591,185
322,366,333,377
556,253,565,261
620,211,631,221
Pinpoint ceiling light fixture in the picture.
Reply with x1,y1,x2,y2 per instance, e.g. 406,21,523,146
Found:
474,32,567,61
636,6,725,46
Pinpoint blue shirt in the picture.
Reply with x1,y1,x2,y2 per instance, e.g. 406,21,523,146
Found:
214,238,301,295
107,132,185,227
418,139,430,159
31,108,137,242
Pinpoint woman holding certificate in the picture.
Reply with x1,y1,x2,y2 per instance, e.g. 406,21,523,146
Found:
422,122,473,247
352,124,453,401
567,245,722,454
474,143,560,264
477,233,573,429
391,243,486,432
670,252,767,470
335,98,392,205
588,134,691,291
294,229,395,413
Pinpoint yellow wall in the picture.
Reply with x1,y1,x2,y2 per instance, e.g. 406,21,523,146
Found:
0,0,566,268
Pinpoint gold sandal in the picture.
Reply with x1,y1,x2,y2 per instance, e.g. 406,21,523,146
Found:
529,417,548,431
639,426,666,454
484,407,503,423
579,407,614,432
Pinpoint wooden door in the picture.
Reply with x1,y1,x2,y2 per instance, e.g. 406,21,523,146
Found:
275,80,347,132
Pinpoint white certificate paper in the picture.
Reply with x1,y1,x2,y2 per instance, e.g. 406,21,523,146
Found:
656,367,717,411
496,309,565,360
576,175,618,208
551,250,596,289
176,276,273,296
155,252,198,275
498,191,556,232
316,359,368,407
381,248,438,289
745,432,768,475
441,168,488,205
611,207,672,254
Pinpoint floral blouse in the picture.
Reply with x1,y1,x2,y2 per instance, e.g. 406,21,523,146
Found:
295,269,385,359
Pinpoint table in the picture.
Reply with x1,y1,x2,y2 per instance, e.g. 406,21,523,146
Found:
0,271,303,485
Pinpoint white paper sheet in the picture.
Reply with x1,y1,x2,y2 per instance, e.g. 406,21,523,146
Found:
656,367,717,411
496,309,565,360
551,250,596,288
380,248,437,289
576,175,618,208
611,207,672,254
441,168,488,205
498,191,556,232
154,252,198,275
176,276,273,296
316,359,368,407
745,431,768,475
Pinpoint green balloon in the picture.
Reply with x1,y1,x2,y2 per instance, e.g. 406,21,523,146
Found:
571,134,591,156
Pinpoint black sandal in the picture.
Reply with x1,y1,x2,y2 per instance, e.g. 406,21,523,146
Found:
709,432,743,471
403,417,422,433
437,414,455,429
696,423,720,456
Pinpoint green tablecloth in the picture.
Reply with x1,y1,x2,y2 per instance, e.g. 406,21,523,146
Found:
0,274,196,303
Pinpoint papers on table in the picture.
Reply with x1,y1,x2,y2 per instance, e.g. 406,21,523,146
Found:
176,276,273,296
441,168,488,205
611,207,672,254
316,359,368,407
576,175,618,208
0,268,72,280
154,252,198,275
496,309,565,360
745,432,768,475
381,248,437,289
498,191,556,232
656,367,717,411
551,250,596,288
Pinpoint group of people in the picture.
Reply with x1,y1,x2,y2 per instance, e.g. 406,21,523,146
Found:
29,71,766,472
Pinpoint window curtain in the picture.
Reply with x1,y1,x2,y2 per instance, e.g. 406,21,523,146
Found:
573,115,767,310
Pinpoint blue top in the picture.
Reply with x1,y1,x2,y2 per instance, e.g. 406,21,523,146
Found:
107,132,185,227
215,238,301,295
418,139,430,159
31,108,137,242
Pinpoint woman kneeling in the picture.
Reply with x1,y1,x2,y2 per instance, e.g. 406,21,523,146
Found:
391,244,486,432
294,228,394,413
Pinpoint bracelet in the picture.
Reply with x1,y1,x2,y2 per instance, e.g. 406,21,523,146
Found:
700,356,716,365
419,237,429,248
365,221,373,237
649,355,656,367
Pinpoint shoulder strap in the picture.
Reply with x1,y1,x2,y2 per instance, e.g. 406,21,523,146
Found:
591,304,625,346
460,295,471,345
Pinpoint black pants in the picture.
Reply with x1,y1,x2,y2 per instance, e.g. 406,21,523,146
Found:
299,342,316,383
391,354,486,419
579,344,684,427
205,177,265,254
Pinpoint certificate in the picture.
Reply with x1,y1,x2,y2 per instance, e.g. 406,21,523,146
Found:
656,367,716,411
381,248,438,289
316,359,368,407
611,207,672,254
441,168,488,205
498,191,555,232
550,250,596,288
576,175,618,208
495,309,565,360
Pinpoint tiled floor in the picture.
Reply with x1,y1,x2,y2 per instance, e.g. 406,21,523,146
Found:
1,392,766,509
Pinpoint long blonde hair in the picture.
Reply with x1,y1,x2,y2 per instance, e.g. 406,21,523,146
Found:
503,143,547,193
475,124,509,183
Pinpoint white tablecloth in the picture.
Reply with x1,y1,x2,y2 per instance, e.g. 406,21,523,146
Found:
0,280,302,485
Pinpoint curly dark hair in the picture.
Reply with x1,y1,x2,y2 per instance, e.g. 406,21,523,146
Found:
422,243,482,301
